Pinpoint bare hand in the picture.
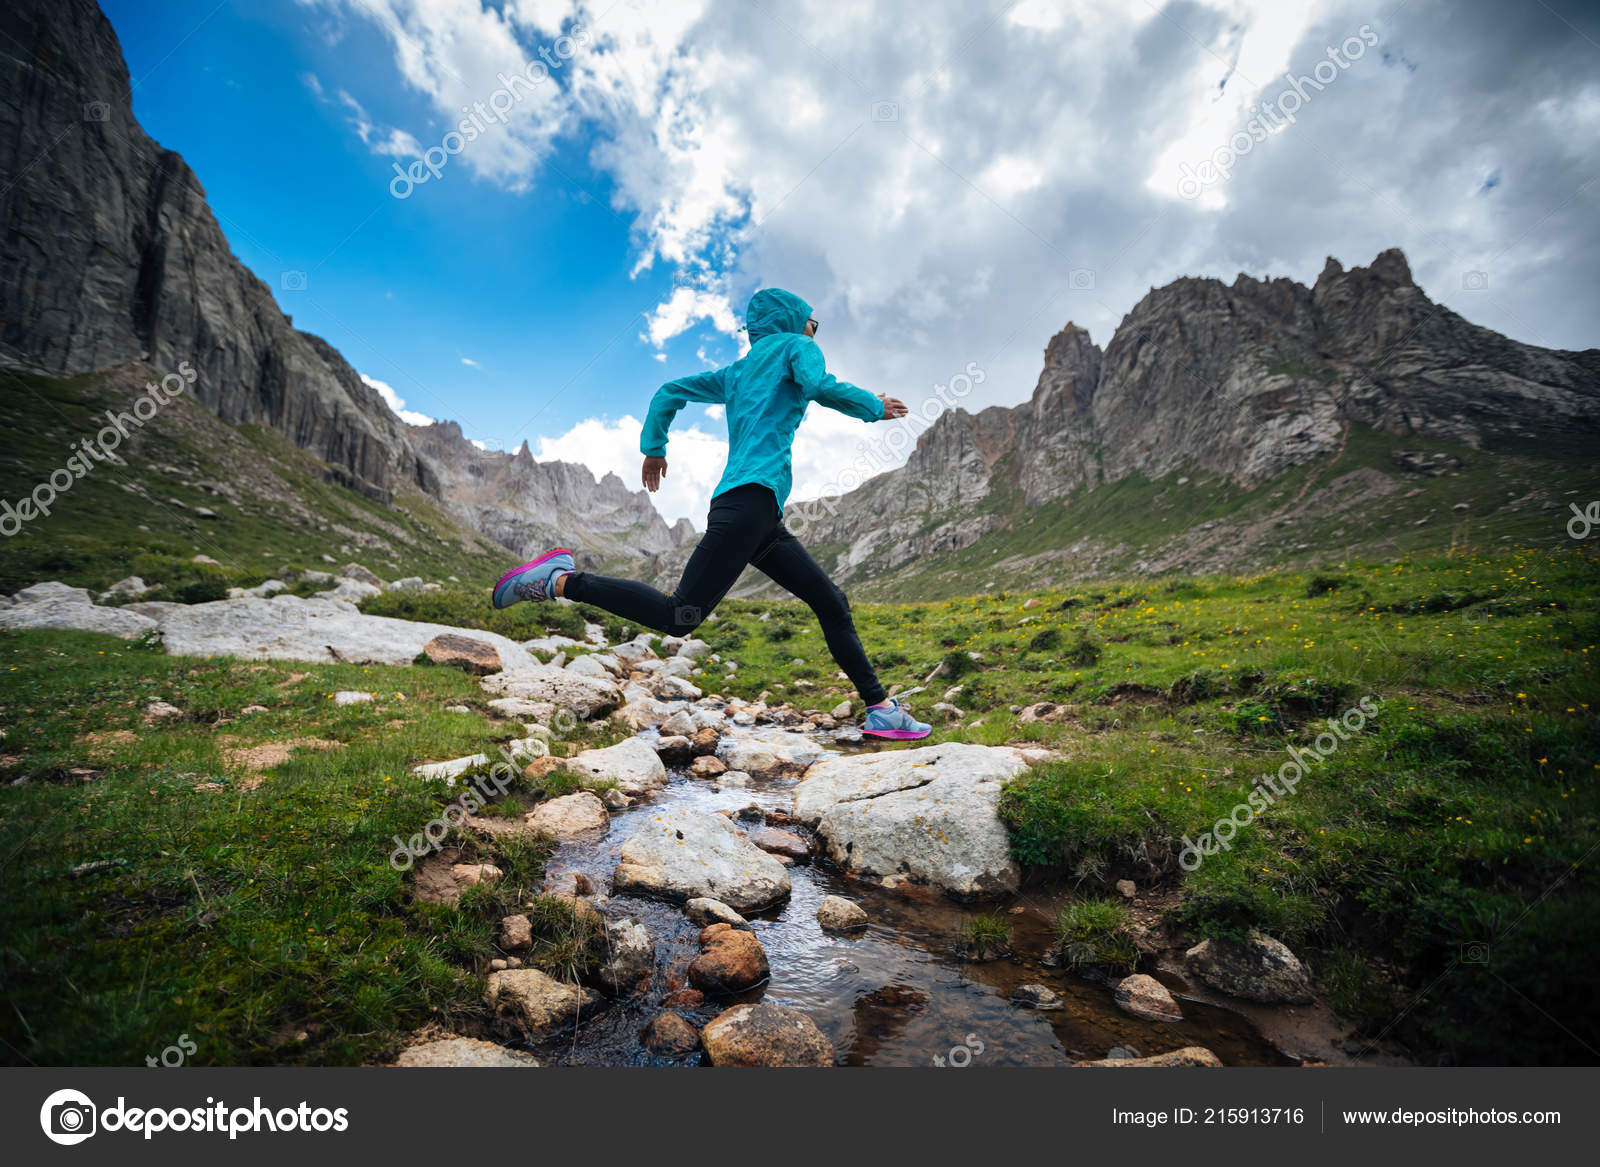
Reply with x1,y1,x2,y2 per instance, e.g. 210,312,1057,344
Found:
878,394,908,420
642,455,668,492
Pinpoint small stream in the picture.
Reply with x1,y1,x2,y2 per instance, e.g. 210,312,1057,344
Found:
522,728,1295,1067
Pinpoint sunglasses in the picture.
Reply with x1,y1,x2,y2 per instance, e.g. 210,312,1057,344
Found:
807,318,820,334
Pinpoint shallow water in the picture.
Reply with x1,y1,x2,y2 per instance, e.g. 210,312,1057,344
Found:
523,730,1295,1068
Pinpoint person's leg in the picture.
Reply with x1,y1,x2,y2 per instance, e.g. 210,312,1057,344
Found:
749,526,888,706
561,484,777,636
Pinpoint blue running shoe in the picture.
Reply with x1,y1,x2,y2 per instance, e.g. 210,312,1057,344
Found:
492,548,574,608
862,697,931,740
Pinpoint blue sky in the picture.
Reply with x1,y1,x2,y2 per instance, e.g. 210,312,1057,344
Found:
98,1,1600,527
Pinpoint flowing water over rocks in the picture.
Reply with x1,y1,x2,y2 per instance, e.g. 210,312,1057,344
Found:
513,722,1294,1067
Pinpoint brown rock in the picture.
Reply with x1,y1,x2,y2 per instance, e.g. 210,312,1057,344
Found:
640,1012,701,1056
523,756,565,781
524,791,609,840
485,969,601,1039
655,735,694,765
691,726,721,756
689,754,727,779
688,925,770,994
749,826,810,860
497,914,532,952
422,633,503,676
1114,973,1183,1022
663,988,705,1009
701,1004,834,1067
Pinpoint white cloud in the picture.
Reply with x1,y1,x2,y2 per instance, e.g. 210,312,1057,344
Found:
531,413,726,527
361,372,435,426
461,357,481,368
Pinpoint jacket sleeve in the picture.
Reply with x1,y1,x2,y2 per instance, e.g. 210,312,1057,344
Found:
788,338,885,422
640,369,726,457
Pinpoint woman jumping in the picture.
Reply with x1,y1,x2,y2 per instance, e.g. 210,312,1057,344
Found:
491,287,930,741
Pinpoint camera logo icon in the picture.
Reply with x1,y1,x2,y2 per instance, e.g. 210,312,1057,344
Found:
280,270,308,292
1069,268,1096,290
871,101,899,122
1462,270,1488,290
83,102,111,122
1461,941,1490,965
673,605,702,630
40,1088,97,1145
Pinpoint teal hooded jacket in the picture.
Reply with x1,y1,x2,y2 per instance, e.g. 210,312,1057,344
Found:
640,287,885,510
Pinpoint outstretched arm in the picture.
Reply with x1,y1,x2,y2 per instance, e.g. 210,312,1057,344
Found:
788,339,893,421
641,369,725,457
640,369,725,491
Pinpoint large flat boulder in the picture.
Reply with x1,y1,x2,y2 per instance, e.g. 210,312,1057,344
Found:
720,729,825,776
613,808,791,912
701,1004,833,1067
0,596,156,639
481,665,621,720
792,743,1041,899
156,595,536,669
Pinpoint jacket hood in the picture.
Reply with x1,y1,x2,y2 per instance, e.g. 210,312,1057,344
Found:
744,288,812,342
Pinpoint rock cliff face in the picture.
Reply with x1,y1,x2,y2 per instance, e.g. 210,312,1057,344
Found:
0,0,429,502
770,248,1600,592
409,422,695,566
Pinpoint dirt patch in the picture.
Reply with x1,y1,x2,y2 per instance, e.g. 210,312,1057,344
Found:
274,672,309,688
80,729,138,757
222,738,342,772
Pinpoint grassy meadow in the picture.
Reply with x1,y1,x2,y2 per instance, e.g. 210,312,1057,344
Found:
0,544,1595,1065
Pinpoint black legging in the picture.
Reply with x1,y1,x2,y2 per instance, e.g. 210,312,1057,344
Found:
562,483,887,705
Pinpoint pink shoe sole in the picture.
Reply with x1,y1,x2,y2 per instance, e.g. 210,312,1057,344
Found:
862,728,931,740
495,548,573,592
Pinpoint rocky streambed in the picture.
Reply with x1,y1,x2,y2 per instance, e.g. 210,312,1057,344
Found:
398,626,1312,1068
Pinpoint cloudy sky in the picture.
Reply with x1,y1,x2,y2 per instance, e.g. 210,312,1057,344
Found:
104,0,1599,528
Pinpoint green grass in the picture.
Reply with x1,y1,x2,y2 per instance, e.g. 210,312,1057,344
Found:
0,629,629,1066
1054,898,1139,973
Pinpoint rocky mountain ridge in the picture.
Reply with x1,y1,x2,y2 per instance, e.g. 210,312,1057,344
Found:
738,248,1600,597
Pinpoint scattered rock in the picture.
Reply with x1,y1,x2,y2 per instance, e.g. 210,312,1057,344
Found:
1011,984,1063,1010
333,690,375,706
640,1012,700,1056
525,791,610,840
613,808,791,912
1115,974,1184,1022
1184,931,1314,1003
486,969,601,1039
685,897,751,931
658,709,696,737
393,1036,538,1067
593,917,656,996
748,826,810,860
412,753,489,782
600,788,631,810
564,737,667,796
715,770,751,789
688,923,770,994
497,914,533,952
481,665,620,721
143,699,184,723
340,563,383,585
689,754,727,779
564,653,610,680
831,700,852,719
654,734,694,765
701,1004,834,1067
422,633,503,675
816,895,868,931
720,729,825,777
1115,879,1137,899
0,593,157,639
